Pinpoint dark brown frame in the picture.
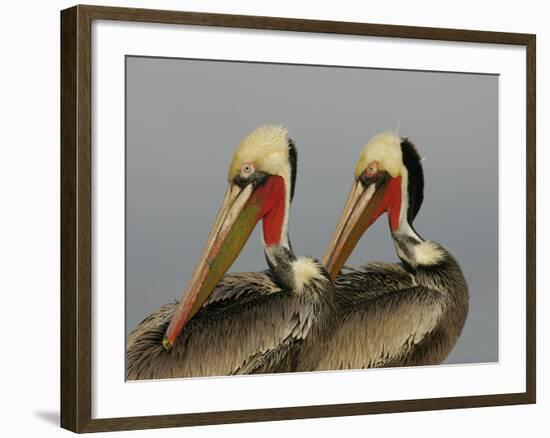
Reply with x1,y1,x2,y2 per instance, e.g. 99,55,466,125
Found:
61,4,536,433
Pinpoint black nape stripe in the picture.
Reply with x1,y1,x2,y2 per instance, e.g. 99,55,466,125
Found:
400,138,424,223
287,138,298,202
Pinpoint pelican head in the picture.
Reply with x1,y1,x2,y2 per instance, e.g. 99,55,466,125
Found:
323,131,425,279
163,125,297,349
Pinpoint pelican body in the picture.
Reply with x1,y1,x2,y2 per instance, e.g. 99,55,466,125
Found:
127,126,334,380
317,132,468,370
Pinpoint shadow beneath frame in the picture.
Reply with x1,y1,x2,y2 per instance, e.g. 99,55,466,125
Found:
34,410,59,427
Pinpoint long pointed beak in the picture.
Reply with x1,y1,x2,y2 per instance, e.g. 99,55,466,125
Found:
162,183,261,350
323,178,400,280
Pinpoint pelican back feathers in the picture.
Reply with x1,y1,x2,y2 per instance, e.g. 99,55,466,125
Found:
127,268,335,380
316,246,468,370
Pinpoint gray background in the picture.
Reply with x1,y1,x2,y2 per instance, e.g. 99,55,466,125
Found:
126,56,498,365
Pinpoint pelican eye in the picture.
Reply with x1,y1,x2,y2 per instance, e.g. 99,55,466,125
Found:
359,162,382,187
234,163,257,188
365,162,378,177
241,163,255,176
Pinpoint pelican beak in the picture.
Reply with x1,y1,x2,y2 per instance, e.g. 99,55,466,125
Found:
323,176,402,280
162,183,262,350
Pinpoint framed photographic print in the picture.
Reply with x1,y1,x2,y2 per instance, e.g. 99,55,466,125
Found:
60,4,536,433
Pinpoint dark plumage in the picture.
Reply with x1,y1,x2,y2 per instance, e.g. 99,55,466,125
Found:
316,249,468,370
127,270,334,379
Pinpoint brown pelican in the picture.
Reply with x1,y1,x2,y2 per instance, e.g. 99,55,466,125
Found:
126,125,334,380
316,132,468,370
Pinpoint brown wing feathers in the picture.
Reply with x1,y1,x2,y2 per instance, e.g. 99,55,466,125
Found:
126,271,333,380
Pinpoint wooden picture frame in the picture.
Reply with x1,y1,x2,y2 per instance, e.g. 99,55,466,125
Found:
61,4,536,433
